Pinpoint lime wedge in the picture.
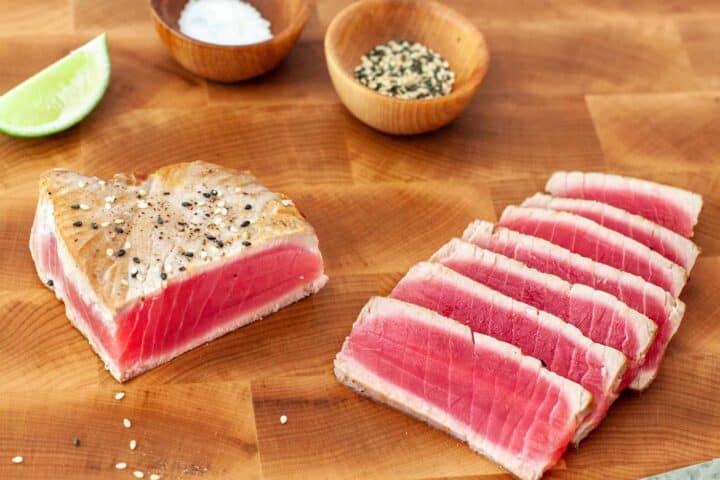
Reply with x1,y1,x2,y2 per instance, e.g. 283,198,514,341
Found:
0,33,110,137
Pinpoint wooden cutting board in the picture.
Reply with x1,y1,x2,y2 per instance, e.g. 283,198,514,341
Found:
1,1,719,479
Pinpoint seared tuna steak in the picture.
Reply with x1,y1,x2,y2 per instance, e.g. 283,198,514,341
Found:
546,171,702,237
522,194,700,271
463,221,684,391
431,238,656,389
30,162,328,382
335,296,592,480
390,262,626,443
498,206,687,296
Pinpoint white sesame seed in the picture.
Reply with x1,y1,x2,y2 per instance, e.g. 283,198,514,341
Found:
200,251,208,259
281,199,293,207
234,187,241,193
217,190,223,197
280,415,288,424
78,181,87,188
138,189,147,197
217,200,226,208
137,200,149,209
98,180,106,186
101,221,110,228
106,249,114,257
114,392,125,400
220,208,228,216
129,439,137,450
79,203,90,210
115,218,125,224
213,208,221,215
120,279,129,286
213,217,222,225
104,203,111,210
230,226,239,233
133,471,145,479
11,456,23,464
150,474,161,480
124,241,131,250
198,200,206,206
123,418,132,428
105,195,115,203
115,462,127,470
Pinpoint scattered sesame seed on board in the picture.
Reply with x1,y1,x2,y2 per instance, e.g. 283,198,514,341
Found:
150,474,161,480
280,415,288,424
123,418,132,428
129,439,137,450
115,462,127,470
133,470,145,479
114,391,125,400
11,455,23,464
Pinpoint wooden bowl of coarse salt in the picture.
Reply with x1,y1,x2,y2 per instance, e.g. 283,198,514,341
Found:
325,0,489,135
151,0,310,82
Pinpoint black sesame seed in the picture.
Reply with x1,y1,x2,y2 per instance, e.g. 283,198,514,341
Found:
131,271,138,279
91,222,98,230
179,266,186,272
211,189,218,196
73,437,80,447
71,204,80,209
46,279,54,287
242,241,252,247
203,192,211,198
183,251,194,257
117,249,126,257
215,240,224,248
163,191,170,196
241,220,250,228
157,215,164,225
73,221,83,227
132,257,141,264
181,201,192,207
206,234,216,241
115,226,124,234
244,204,252,210
160,272,167,280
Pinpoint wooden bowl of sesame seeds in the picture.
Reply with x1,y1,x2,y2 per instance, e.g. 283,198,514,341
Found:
325,0,489,135
150,0,310,82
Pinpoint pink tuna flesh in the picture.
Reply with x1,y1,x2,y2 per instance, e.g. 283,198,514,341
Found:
522,194,699,271
432,239,656,390
546,171,702,238
463,222,684,391
390,263,624,442
41,233,324,379
338,297,589,480
498,206,686,296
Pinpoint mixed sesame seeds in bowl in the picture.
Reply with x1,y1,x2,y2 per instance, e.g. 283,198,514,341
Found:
325,0,489,135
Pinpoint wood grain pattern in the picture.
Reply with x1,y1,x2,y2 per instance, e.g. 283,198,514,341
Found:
0,1,719,479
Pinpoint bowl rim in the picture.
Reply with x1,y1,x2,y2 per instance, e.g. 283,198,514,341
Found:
324,0,489,105
150,0,311,51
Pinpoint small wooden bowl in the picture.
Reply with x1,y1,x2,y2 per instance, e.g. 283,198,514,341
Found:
325,0,489,135
150,0,310,82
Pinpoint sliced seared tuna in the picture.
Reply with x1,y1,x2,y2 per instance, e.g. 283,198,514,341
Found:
522,194,700,271
390,262,626,443
498,206,687,296
546,171,703,237
335,296,592,480
463,221,685,391
30,161,328,382
431,238,657,389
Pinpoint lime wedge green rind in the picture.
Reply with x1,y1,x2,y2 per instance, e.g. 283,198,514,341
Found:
0,33,111,138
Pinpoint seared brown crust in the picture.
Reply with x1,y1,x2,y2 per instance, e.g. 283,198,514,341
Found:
41,161,321,313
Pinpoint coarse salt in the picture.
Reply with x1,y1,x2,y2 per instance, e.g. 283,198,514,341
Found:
178,0,273,46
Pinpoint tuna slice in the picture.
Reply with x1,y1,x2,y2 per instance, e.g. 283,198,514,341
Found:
463,221,685,391
522,194,700,272
335,296,592,480
431,238,657,390
546,171,703,238
390,262,626,443
498,206,687,296
30,162,328,382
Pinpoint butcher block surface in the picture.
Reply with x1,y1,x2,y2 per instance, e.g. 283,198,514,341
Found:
1,1,719,479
